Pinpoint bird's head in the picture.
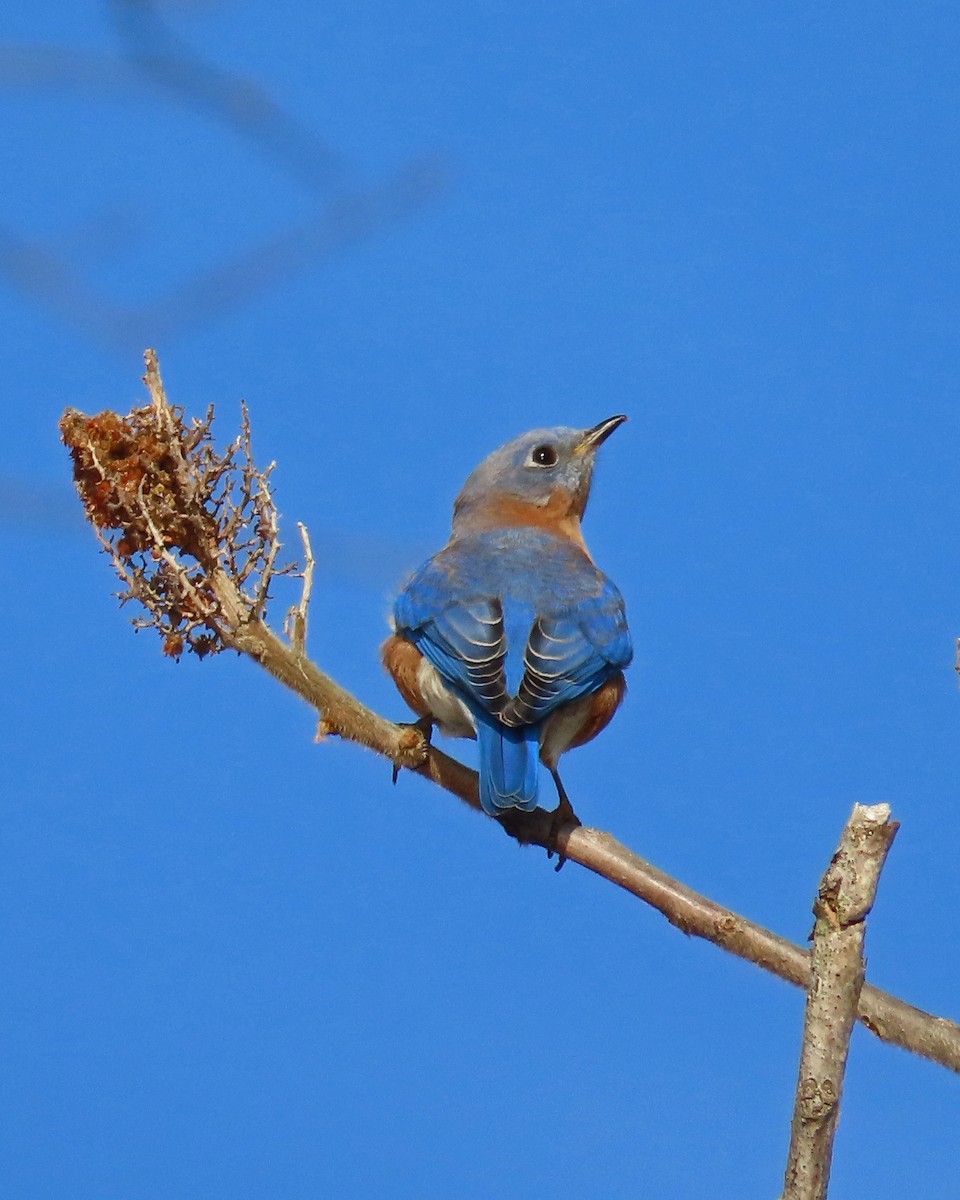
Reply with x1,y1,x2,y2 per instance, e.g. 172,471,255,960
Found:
452,415,626,539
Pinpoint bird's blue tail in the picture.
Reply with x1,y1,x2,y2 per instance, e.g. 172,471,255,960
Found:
476,715,540,815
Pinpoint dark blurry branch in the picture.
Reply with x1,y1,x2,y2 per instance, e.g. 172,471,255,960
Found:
120,159,447,340
0,157,446,348
0,7,450,345
782,804,899,1200
108,0,347,190
60,351,960,1078
0,475,84,534
1,5,346,189
0,472,425,585
0,44,146,90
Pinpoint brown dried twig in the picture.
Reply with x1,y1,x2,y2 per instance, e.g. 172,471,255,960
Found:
783,804,899,1200
60,351,960,1079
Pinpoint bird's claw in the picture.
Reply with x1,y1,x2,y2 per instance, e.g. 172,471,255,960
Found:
544,769,581,868
547,795,581,870
392,716,434,784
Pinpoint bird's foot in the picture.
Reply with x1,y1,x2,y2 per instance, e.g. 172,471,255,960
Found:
546,772,581,871
392,716,434,783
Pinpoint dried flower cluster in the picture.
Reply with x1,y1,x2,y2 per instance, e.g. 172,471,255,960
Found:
60,350,293,658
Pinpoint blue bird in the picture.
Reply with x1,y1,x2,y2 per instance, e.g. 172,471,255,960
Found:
382,417,632,826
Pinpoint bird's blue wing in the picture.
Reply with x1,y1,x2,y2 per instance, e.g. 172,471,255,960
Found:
501,579,632,727
394,572,510,713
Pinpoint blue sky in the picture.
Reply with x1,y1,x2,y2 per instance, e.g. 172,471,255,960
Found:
2,2,959,1196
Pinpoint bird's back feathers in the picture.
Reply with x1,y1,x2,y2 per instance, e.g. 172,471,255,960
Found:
392,529,632,813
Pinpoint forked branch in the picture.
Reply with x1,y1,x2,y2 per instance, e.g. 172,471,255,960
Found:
59,350,960,1077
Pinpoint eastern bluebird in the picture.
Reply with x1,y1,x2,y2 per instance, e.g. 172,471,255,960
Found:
382,416,632,827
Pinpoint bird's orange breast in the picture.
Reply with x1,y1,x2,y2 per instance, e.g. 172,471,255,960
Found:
462,489,592,557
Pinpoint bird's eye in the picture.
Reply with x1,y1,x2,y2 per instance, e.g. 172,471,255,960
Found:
531,444,558,467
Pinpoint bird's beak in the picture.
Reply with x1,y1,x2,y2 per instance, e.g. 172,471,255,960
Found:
577,414,627,454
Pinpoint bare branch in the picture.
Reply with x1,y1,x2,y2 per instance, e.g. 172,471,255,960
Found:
285,522,315,655
59,351,960,1078
782,804,899,1200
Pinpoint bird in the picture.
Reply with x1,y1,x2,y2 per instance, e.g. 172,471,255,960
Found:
382,416,632,830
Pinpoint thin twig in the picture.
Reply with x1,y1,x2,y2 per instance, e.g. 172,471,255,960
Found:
782,804,899,1200
287,521,314,654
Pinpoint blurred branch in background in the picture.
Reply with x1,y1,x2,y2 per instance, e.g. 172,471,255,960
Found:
108,0,348,190
0,0,450,346
59,351,960,1085
0,161,446,347
0,475,89,535
0,471,424,594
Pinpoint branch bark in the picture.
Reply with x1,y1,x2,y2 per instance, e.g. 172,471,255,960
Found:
782,803,899,1200
60,350,960,1080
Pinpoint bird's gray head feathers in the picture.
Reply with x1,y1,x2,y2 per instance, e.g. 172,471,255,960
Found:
453,416,626,533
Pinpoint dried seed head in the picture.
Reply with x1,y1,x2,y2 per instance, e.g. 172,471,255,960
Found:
60,352,296,660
